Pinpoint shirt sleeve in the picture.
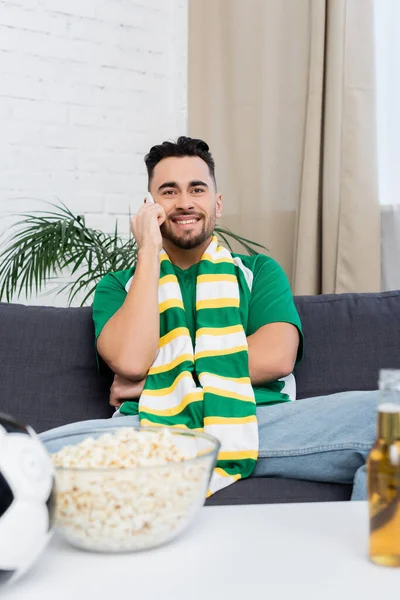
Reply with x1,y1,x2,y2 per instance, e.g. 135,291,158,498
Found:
91,272,128,378
247,256,304,363
92,273,128,340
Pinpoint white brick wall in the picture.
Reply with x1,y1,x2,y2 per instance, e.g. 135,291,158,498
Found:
0,0,188,306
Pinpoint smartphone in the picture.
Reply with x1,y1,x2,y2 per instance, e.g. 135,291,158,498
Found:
146,192,155,204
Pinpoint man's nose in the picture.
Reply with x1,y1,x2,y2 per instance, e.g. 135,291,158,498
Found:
175,192,195,211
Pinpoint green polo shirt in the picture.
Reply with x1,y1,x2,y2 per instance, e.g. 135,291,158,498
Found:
92,253,303,409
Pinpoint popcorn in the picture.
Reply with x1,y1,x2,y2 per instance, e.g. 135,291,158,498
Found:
52,428,210,552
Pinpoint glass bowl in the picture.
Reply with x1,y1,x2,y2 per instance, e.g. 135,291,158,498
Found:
49,426,220,553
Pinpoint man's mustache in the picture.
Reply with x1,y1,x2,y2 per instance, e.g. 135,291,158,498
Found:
167,213,203,221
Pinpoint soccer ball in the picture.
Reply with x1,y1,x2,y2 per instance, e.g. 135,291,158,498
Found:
0,413,55,585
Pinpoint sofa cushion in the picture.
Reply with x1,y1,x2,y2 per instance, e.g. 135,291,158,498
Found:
294,291,400,399
205,477,351,505
0,303,112,433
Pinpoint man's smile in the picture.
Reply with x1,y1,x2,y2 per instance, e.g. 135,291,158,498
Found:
169,215,202,230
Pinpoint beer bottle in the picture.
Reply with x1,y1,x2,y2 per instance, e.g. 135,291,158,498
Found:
368,369,400,567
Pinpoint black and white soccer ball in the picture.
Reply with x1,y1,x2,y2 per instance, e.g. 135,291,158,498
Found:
0,413,55,585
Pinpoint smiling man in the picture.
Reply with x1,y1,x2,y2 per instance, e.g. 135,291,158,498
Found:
95,138,301,416
40,137,378,499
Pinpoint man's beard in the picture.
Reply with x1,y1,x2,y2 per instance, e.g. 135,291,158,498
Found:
160,214,216,250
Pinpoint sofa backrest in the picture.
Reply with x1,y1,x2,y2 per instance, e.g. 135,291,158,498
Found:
0,303,112,433
1,291,400,432
294,291,400,398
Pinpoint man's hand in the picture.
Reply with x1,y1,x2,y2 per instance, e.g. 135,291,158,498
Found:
109,374,147,408
130,201,166,252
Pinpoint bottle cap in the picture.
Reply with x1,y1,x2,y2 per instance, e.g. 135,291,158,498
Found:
379,369,400,391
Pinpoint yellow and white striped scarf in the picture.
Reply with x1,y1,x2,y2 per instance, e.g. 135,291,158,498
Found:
134,236,259,495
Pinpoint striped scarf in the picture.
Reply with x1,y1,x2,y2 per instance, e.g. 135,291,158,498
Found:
139,236,259,495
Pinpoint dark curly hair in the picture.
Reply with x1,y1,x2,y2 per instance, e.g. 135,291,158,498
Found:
144,136,216,189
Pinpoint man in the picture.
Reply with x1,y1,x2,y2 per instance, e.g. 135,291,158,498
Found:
40,137,378,498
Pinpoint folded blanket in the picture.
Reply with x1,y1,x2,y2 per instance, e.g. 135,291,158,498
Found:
122,236,258,495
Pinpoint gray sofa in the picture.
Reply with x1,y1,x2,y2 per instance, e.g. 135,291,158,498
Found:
1,291,400,505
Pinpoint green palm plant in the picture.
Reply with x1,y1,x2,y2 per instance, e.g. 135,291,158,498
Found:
0,202,266,306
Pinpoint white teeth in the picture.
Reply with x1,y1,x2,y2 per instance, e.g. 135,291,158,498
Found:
175,219,197,224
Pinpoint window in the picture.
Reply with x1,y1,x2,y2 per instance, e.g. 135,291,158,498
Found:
374,0,400,205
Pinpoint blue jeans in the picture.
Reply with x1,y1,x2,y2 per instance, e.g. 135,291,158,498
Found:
39,390,379,500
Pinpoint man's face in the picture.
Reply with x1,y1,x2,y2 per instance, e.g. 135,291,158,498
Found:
149,156,223,250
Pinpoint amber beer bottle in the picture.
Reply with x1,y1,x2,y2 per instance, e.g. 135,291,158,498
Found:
368,369,400,567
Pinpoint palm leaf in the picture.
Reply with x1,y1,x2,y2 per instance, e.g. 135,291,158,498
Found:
215,226,266,251
215,230,234,251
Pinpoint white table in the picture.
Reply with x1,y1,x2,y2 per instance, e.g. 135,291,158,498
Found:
3,502,400,600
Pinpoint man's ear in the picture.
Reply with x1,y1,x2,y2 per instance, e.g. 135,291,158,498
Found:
216,194,223,218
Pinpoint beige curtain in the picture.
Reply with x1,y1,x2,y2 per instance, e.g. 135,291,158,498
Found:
188,0,380,294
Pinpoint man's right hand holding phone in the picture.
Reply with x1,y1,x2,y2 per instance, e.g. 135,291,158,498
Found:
97,193,164,381
130,196,166,253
